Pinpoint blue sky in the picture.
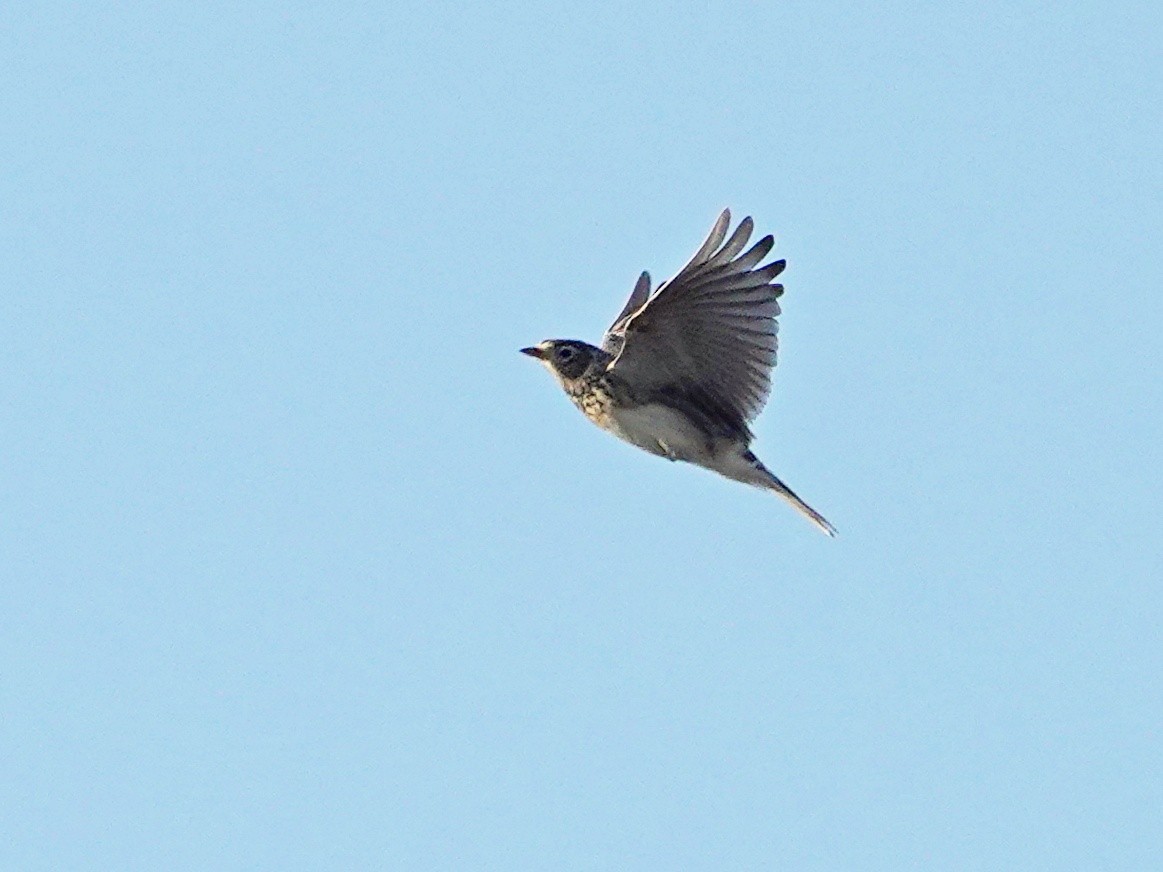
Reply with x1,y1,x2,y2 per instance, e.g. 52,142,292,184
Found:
3,2,1161,869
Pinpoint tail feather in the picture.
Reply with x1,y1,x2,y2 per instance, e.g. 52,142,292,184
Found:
729,450,838,537
764,474,838,537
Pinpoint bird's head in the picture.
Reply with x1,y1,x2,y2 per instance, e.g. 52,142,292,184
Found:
520,339,599,381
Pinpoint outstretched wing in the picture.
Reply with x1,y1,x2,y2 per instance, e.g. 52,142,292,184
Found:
602,209,785,429
601,271,651,359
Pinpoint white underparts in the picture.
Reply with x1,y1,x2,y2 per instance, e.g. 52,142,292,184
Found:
607,402,716,461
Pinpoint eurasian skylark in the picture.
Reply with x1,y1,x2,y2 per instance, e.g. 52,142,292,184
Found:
522,209,835,536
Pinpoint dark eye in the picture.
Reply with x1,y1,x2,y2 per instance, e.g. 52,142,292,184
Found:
557,347,575,361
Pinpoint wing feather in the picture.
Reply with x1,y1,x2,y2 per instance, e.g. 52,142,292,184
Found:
602,211,787,427
672,209,731,281
602,271,651,356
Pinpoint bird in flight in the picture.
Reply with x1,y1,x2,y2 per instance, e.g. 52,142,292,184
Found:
521,209,836,536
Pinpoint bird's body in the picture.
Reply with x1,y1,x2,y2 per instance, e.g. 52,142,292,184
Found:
522,210,836,536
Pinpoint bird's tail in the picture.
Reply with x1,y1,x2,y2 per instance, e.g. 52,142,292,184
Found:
725,450,837,537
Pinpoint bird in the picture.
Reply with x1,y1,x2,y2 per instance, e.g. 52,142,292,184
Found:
521,209,836,536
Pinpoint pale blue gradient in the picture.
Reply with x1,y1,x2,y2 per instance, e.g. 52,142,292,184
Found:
3,2,1161,869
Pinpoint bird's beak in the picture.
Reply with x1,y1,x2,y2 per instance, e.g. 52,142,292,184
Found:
520,346,545,360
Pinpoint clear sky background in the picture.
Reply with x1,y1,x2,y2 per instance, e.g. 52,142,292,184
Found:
3,2,1161,869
